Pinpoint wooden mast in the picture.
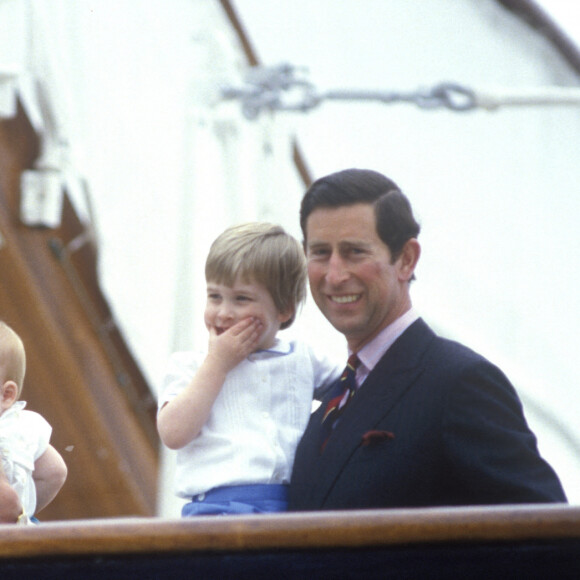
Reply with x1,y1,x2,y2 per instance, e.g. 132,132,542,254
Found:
218,0,314,188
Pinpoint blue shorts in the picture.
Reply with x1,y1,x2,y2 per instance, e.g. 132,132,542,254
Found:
181,484,289,516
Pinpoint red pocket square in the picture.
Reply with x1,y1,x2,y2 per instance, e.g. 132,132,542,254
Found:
361,430,395,446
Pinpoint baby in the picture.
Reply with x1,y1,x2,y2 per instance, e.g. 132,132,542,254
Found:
0,321,67,524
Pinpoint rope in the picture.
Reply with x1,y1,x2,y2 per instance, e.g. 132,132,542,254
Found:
221,63,580,118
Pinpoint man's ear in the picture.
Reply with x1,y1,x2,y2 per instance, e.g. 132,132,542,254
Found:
397,238,421,282
1,381,18,410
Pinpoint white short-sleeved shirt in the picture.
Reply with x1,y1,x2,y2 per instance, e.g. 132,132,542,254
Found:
0,401,52,516
158,338,341,498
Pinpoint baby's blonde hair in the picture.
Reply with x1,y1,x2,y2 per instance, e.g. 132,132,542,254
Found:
205,223,307,329
0,321,26,396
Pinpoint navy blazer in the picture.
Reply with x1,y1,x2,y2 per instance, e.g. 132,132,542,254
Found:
289,319,567,510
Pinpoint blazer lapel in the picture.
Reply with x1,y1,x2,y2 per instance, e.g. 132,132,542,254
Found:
307,319,436,506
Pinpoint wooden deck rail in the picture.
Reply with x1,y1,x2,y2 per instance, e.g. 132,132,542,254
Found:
0,505,578,578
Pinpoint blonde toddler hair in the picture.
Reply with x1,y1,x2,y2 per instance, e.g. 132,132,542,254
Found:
205,223,307,330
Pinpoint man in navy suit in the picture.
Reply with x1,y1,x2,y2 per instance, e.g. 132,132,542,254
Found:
289,168,567,510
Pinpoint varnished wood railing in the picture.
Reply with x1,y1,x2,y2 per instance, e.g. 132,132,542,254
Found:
0,506,578,578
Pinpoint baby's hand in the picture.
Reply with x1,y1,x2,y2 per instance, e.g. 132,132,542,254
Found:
206,317,262,374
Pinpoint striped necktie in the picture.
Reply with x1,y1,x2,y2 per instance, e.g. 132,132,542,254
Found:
320,353,360,452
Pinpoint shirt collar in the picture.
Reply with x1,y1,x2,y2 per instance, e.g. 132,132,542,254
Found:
249,337,293,359
356,308,419,374
0,400,26,420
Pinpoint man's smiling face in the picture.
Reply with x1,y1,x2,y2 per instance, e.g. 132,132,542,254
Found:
305,203,413,352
